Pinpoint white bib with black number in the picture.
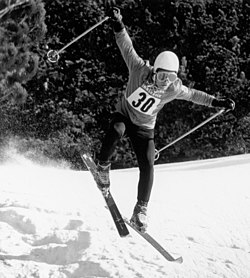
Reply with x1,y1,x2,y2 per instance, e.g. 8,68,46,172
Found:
127,87,161,115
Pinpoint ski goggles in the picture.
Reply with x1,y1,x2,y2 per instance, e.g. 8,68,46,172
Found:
156,71,177,83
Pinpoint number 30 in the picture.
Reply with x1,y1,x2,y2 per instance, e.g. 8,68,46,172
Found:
131,92,156,113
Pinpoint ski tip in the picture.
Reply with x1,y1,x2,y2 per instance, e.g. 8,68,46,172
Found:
175,256,183,264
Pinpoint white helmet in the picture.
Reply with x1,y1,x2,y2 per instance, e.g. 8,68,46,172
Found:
153,51,179,73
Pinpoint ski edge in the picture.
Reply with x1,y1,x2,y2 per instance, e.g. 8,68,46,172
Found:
124,218,183,264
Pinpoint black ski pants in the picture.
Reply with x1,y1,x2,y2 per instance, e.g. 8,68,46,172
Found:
98,112,155,203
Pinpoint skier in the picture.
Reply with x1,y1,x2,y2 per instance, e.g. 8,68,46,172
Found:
95,7,235,232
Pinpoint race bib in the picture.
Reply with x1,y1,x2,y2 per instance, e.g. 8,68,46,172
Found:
127,87,161,115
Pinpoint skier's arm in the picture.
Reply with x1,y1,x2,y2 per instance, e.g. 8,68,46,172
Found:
177,84,215,107
177,84,235,110
108,7,144,72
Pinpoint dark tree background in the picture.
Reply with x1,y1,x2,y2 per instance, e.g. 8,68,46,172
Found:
0,0,249,168
0,0,46,104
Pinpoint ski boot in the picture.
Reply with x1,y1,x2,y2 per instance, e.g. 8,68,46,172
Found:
130,201,148,233
96,161,111,197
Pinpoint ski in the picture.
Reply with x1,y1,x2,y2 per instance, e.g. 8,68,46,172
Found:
81,153,129,237
81,153,182,262
124,218,183,263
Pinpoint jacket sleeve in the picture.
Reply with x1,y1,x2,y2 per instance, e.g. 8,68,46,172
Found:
115,28,145,73
176,84,215,107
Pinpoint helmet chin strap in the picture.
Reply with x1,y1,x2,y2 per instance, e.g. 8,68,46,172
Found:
152,72,156,83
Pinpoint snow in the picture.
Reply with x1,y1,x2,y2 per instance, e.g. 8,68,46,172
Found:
0,150,250,278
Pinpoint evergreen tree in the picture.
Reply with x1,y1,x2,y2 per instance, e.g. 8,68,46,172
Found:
0,0,46,106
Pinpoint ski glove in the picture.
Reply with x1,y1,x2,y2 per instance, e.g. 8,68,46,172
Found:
106,7,124,32
212,98,235,111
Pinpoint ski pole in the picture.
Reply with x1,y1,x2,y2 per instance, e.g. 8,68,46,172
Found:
154,109,225,161
47,16,109,63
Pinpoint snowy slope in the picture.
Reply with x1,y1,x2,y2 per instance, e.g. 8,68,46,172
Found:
0,152,250,278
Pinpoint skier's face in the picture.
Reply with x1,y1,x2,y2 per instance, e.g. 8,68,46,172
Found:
155,69,177,89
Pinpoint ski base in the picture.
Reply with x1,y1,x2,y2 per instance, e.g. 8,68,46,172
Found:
81,153,129,237
124,218,183,263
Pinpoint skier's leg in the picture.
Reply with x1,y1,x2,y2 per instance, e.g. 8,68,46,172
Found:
96,113,126,194
132,137,155,203
98,113,126,162
129,132,155,232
